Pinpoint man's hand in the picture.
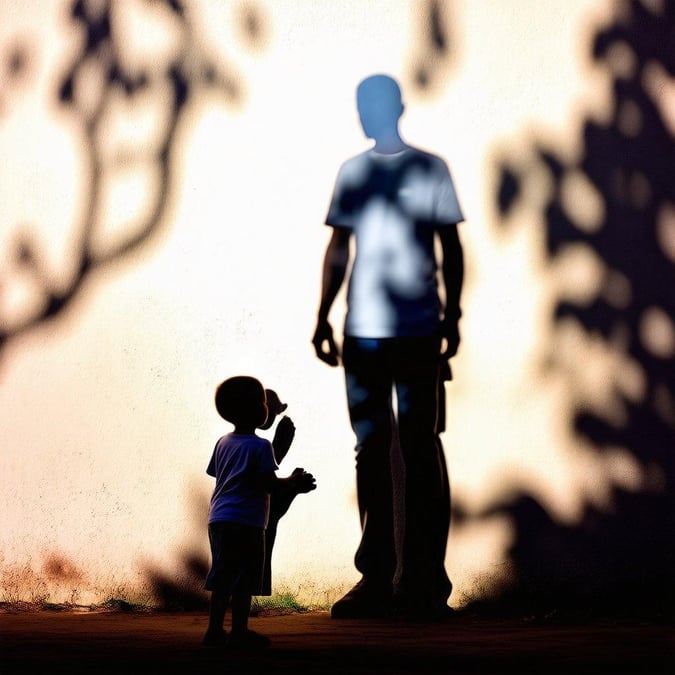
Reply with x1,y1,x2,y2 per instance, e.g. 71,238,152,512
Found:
438,317,460,360
272,416,295,464
312,318,340,367
291,467,317,494
438,226,464,361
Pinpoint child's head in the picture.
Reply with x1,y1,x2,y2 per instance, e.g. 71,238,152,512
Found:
215,376,268,430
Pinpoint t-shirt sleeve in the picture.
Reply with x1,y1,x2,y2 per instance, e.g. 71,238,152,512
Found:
434,161,464,226
325,163,356,229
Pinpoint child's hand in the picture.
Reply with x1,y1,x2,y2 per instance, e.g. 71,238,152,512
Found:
272,416,295,464
291,467,316,494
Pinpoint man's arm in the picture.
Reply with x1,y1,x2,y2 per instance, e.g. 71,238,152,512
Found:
437,225,464,359
312,227,351,366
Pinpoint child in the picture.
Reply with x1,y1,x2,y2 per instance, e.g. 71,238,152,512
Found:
203,376,316,648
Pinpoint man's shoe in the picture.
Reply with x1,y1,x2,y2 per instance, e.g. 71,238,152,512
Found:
331,581,393,619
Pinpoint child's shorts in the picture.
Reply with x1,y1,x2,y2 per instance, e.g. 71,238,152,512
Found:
204,521,265,595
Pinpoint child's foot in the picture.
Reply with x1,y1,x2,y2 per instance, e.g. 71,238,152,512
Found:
202,629,228,647
228,629,271,651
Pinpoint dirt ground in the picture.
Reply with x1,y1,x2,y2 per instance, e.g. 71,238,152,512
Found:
1,609,672,674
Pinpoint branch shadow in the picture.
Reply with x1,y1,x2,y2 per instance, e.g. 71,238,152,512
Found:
466,0,674,621
0,0,266,369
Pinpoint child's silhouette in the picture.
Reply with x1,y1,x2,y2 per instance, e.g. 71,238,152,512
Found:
203,376,316,649
258,389,303,597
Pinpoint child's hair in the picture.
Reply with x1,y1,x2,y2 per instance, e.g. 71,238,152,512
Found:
215,376,266,426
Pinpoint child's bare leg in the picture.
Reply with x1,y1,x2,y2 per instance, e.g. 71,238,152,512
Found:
230,593,270,649
230,592,252,635
205,590,228,638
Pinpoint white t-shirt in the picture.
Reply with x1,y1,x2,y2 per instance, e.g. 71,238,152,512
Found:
207,433,279,528
326,146,464,338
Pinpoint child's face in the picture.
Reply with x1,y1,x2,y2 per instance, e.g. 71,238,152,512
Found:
253,395,269,429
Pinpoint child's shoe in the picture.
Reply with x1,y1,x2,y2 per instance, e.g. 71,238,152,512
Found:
228,629,271,650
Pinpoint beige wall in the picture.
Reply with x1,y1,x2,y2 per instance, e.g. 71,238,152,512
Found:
1,0,639,606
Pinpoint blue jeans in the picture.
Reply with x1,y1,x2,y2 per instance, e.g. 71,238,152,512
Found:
343,335,452,609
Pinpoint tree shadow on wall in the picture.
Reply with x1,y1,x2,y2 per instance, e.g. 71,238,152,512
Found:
144,486,211,611
471,0,674,622
0,0,267,368
407,0,458,97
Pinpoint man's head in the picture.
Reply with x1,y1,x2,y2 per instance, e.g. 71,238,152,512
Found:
215,376,268,429
356,74,404,140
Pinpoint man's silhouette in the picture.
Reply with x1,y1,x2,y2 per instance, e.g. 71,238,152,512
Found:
312,74,465,621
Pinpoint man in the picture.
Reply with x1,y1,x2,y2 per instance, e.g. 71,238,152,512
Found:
312,74,465,621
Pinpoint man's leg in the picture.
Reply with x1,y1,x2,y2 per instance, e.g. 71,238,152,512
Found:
434,364,453,607
333,337,396,616
433,435,453,608
394,336,452,618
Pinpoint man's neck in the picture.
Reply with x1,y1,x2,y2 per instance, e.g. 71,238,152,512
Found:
372,133,407,155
